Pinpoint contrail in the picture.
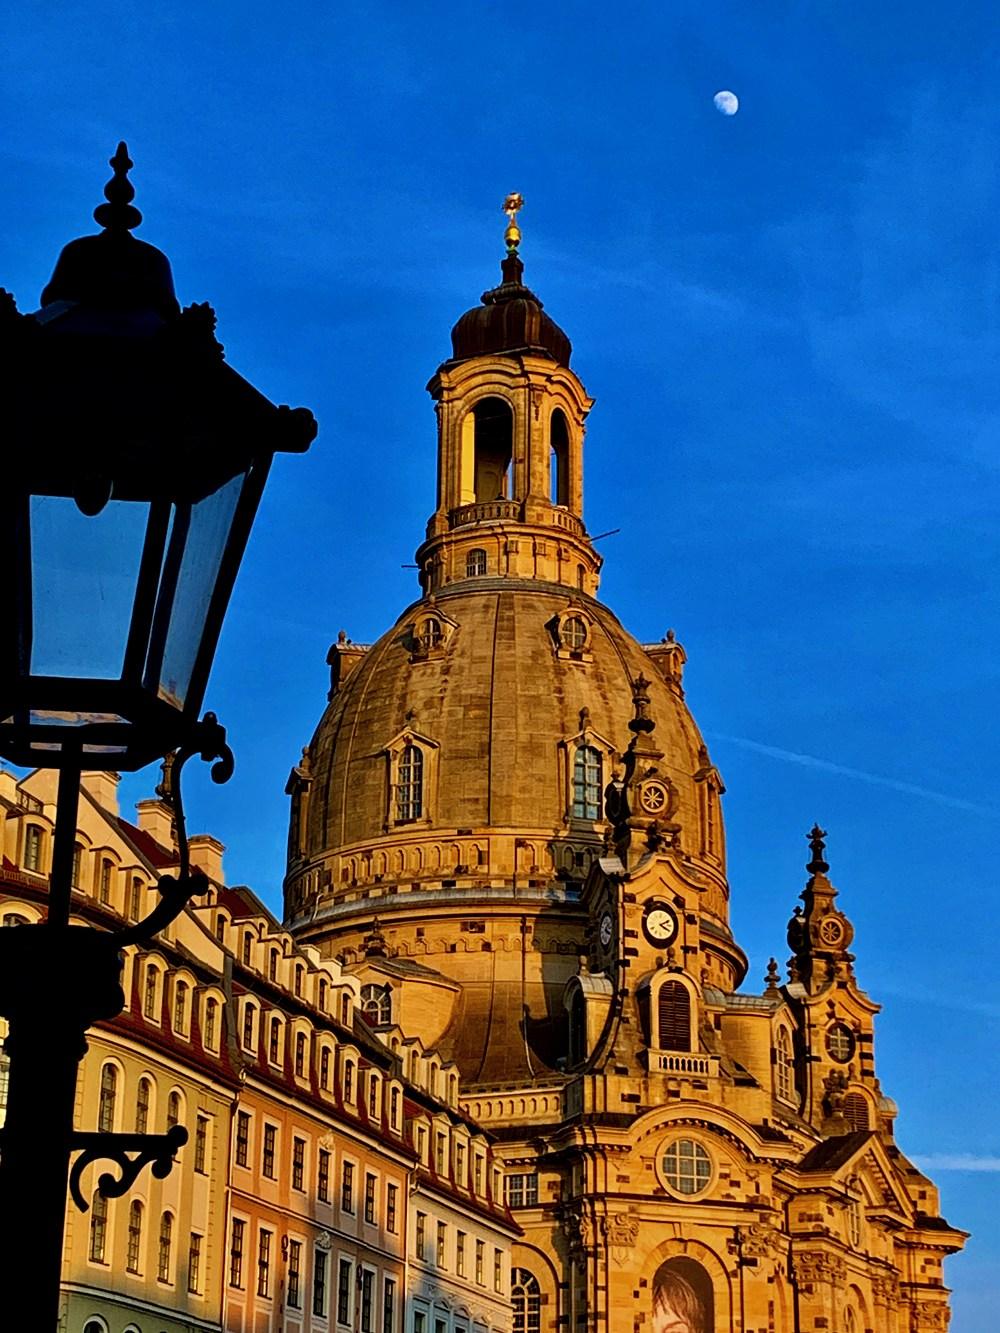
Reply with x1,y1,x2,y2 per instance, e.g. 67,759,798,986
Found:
705,733,995,817
911,1154,1000,1173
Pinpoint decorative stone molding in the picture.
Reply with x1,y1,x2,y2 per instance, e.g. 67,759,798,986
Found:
794,1249,847,1286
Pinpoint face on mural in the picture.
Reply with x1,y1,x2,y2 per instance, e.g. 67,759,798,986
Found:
651,1265,709,1333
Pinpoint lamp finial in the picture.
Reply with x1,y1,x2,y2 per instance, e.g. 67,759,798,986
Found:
93,141,142,234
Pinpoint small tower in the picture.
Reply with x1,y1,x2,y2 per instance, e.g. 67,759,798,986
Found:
418,195,601,595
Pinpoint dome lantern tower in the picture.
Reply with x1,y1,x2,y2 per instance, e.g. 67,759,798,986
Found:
418,195,602,596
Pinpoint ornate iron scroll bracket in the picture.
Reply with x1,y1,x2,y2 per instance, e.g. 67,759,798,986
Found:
68,1125,189,1212
113,711,234,949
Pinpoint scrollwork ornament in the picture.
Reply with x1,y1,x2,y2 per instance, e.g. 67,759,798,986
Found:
69,1125,188,1212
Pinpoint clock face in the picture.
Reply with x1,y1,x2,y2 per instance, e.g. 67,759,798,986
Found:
599,912,613,947
643,902,678,946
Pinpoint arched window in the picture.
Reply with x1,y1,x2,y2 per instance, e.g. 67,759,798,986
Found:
466,547,487,577
166,1090,182,1130
652,1257,714,1330
775,1027,795,1102
98,1063,117,1133
472,397,513,501
295,1032,307,1078
341,993,350,1025
242,932,253,966
89,1191,108,1263
99,859,113,905
843,1092,870,1131
320,1047,331,1090
204,997,218,1050
143,965,159,1021
368,1075,380,1118
23,824,42,873
2,912,28,927
268,949,279,982
567,984,586,1066
572,745,602,820
215,913,227,941
72,843,83,887
319,978,328,1010
126,1200,143,1273
550,408,570,506
396,744,424,821
344,1059,355,1101
135,1076,151,1134
512,1269,541,1333
845,1309,858,1333
294,965,303,997
129,877,144,921
360,984,391,1027
83,1322,107,1333
419,617,443,652
242,1003,256,1050
268,1015,282,1065
657,980,692,1052
173,980,188,1034
562,615,588,650
157,1211,173,1283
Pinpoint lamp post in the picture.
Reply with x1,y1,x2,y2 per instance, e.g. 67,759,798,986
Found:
0,143,316,1327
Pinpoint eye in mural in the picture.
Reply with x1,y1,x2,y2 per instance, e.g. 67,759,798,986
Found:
650,1257,713,1333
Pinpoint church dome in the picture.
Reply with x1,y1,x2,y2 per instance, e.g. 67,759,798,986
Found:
287,578,729,932
449,252,572,367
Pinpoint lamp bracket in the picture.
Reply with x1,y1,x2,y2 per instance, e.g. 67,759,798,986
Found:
113,711,234,948
68,1125,189,1211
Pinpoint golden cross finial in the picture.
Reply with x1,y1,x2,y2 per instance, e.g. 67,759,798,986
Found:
503,191,524,254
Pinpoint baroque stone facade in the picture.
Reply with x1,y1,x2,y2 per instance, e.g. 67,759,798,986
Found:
283,208,966,1333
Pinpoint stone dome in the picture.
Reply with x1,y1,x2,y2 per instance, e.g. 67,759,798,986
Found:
449,253,572,367
287,577,729,932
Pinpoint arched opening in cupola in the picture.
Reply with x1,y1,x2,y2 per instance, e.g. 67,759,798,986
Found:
550,408,570,506
461,397,514,503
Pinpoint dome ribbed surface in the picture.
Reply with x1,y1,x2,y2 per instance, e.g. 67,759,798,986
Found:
449,254,572,367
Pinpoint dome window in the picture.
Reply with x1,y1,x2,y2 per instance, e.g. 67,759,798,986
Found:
826,1022,855,1063
466,548,488,577
563,616,587,650
572,745,602,820
469,397,513,502
361,983,391,1027
396,743,424,821
661,1138,712,1196
419,617,442,651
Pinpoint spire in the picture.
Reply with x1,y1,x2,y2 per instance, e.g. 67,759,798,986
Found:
785,824,855,992
93,142,142,234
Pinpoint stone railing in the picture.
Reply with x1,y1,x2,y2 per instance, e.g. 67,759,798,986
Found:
648,1052,719,1078
461,1088,564,1124
450,500,521,527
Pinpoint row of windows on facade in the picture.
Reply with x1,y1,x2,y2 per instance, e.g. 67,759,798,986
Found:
234,1106,497,1205
229,1217,399,1330
389,741,603,825
97,1063,212,1153
89,1195,202,1297
413,1212,506,1294
19,824,155,917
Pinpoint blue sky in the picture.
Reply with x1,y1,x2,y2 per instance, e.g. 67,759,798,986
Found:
3,1,998,1321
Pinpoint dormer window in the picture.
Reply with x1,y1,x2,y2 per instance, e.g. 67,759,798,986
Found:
396,744,423,821
419,617,442,651
23,824,43,873
563,616,587,650
572,746,602,821
361,984,391,1027
466,548,487,577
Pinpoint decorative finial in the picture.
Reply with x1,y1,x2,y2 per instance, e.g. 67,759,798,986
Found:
628,673,655,734
765,958,780,992
806,824,829,875
665,628,676,643
93,142,142,234
503,192,524,255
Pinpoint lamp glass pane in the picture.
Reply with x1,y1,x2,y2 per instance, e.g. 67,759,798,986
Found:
156,473,244,709
30,495,149,680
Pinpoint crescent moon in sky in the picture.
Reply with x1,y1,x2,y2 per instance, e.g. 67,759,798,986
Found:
713,90,739,116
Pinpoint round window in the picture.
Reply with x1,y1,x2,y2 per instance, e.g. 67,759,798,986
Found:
661,1138,712,1195
826,1023,855,1063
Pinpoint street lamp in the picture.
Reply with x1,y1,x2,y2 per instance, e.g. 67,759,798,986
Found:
0,143,316,1327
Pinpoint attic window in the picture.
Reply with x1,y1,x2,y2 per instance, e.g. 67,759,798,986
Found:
419,618,443,652
563,616,587,650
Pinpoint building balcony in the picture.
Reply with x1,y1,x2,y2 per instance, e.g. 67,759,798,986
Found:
647,1051,719,1079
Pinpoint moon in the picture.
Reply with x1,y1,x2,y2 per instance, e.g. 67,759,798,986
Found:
713,90,739,116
